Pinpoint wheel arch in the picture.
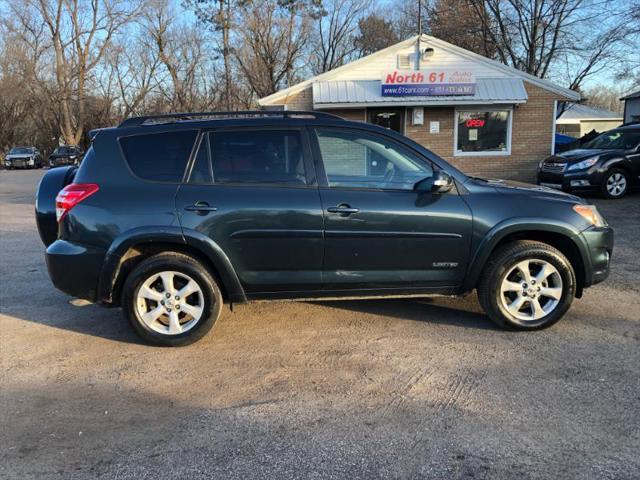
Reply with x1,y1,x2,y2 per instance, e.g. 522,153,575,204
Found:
600,157,632,175
464,218,589,298
97,227,247,306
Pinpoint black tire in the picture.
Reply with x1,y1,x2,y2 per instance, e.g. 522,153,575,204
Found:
477,240,576,331
601,168,628,199
122,252,223,346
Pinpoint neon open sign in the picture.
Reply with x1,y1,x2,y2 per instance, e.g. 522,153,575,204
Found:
465,119,486,128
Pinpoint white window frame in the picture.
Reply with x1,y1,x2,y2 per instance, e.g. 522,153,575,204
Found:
453,107,513,157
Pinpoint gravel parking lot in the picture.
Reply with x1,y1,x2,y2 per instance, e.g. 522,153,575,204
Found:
1,169,639,479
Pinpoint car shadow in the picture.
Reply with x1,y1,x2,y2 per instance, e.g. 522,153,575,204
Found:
308,297,500,331
1,295,147,346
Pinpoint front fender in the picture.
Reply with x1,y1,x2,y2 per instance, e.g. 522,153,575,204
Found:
597,156,631,174
97,226,246,304
462,217,590,293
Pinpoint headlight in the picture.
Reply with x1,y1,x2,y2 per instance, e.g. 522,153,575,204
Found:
567,156,598,171
573,205,607,227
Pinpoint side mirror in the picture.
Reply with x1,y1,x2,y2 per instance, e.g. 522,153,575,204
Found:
414,171,454,194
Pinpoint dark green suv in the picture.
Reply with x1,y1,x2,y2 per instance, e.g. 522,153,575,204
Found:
35,112,614,346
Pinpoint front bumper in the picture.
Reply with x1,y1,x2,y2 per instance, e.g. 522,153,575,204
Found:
5,158,34,168
49,158,76,167
537,168,604,192
46,240,107,301
578,225,614,287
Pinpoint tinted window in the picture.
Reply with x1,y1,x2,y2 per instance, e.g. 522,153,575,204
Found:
120,130,197,182
315,128,432,190
582,130,640,150
210,130,306,185
456,110,510,153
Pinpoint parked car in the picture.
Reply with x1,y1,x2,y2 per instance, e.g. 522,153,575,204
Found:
4,146,43,169
48,145,84,168
538,124,640,198
35,111,613,346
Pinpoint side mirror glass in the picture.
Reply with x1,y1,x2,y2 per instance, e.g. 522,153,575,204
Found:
414,171,454,194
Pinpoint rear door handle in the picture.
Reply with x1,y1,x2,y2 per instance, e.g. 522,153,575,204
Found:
184,201,217,214
327,204,359,215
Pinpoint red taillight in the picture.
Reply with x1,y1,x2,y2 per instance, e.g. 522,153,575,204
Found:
55,183,99,222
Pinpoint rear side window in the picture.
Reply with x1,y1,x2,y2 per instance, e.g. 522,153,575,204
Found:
209,130,307,185
120,130,197,182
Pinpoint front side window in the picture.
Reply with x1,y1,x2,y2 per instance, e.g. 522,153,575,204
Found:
209,130,307,185
315,128,432,190
455,110,511,155
120,130,197,182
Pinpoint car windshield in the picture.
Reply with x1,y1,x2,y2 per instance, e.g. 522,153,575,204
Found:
53,146,76,155
582,131,640,150
9,147,33,154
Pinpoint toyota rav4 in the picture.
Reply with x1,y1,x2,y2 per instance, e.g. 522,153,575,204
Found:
35,111,614,346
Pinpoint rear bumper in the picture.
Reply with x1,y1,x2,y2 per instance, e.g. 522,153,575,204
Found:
578,226,614,287
45,240,106,301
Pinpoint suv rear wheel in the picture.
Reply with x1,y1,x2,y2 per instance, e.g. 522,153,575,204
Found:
478,241,575,330
122,252,223,346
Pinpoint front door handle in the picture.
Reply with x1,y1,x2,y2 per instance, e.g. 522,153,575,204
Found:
327,204,359,216
184,201,218,214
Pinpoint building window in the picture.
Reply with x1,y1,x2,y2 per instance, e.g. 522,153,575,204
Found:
454,109,511,156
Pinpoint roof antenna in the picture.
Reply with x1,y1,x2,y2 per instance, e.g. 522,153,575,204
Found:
416,0,422,70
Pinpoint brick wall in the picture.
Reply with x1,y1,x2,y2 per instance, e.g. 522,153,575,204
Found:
405,82,562,181
274,81,565,182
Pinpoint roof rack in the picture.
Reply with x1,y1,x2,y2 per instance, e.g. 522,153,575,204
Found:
117,110,343,128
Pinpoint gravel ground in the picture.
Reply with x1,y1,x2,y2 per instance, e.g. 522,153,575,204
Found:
1,169,639,479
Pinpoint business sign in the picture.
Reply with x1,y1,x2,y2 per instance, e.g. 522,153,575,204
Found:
381,69,476,97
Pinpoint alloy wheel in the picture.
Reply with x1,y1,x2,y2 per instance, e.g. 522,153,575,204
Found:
135,270,205,335
606,172,627,197
499,259,563,326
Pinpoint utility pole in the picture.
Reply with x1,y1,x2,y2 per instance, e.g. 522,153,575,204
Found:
416,0,422,70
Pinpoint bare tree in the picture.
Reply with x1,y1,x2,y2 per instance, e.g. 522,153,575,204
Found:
311,0,368,74
353,14,399,57
105,39,161,118
465,0,626,88
234,0,314,98
7,0,139,145
582,85,625,113
185,0,237,110
143,0,222,112
425,0,496,57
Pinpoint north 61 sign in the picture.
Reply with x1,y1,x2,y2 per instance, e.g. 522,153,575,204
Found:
381,69,476,97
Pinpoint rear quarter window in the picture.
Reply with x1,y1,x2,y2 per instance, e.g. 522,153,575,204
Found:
119,130,197,182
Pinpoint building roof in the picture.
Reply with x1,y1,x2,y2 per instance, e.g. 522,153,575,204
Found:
312,78,528,108
259,34,580,106
621,89,640,100
557,103,623,124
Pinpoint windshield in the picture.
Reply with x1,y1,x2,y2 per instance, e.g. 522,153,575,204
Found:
9,147,33,154
582,131,640,150
53,146,76,155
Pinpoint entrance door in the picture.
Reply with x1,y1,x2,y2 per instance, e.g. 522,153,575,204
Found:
367,108,405,133
311,126,473,292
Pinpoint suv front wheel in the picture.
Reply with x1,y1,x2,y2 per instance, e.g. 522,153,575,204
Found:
122,252,223,346
478,241,576,330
